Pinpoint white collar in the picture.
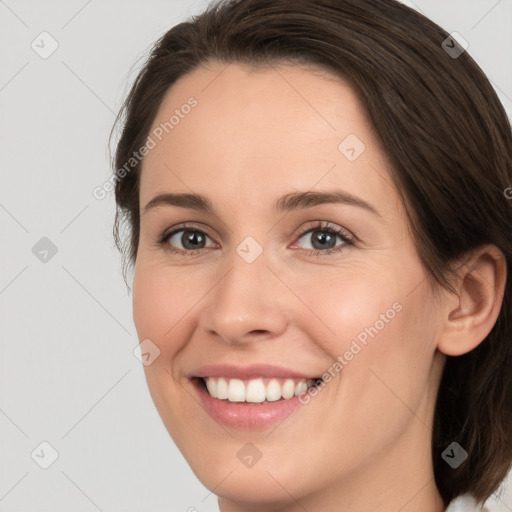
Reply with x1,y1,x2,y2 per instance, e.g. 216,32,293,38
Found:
446,494,489,512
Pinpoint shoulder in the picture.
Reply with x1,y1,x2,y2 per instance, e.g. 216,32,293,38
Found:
446,494,490,512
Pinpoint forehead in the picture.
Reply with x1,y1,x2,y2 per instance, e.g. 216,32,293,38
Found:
139,61,399,218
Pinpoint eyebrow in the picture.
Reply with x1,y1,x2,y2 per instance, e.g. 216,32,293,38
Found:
143,189,380,217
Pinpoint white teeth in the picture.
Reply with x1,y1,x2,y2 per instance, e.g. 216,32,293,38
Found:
266,379,282,402
281,379,295,399
206,377,217,397
216,377,229,399
204,376,314,403
245,378,266,403
227,378,245,402
295,380,308,394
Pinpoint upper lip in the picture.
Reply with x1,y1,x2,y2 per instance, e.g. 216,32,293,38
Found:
190,364,318,380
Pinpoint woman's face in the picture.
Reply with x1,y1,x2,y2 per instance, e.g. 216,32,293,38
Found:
133,62,447,508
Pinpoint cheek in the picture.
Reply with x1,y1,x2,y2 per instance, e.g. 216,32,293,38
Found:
302,265,437,410
299,272,405,357
132,262,196,348
132,263,197,431
132,267,165,341
287,277,437,471
326,278,438,427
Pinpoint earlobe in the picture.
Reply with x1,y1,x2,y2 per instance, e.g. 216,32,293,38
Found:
437,244,507,357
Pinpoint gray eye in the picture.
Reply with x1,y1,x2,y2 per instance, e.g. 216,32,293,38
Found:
167,230,213,251
298,230,344,251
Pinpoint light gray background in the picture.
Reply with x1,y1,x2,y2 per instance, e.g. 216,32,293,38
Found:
0,1,511,511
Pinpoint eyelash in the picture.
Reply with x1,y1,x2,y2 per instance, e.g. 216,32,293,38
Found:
157,221,354,257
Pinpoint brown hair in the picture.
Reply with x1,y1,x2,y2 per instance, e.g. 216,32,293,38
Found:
112,0,512,505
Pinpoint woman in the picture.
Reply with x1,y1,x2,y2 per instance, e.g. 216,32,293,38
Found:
111,0,512,510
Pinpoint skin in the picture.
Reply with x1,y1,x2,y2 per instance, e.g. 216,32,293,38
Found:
131,61,506,512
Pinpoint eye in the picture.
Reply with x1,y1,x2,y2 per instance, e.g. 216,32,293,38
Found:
157,220,353,257
158,223,217,255
291,221,353,256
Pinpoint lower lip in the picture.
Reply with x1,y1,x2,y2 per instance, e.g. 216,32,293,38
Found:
191,378,307,429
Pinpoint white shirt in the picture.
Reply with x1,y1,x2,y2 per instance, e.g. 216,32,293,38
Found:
446,494,490,512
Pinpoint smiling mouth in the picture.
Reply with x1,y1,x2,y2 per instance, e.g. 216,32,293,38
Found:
198,376,319,405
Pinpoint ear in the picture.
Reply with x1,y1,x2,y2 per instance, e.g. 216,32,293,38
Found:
437,244,507,357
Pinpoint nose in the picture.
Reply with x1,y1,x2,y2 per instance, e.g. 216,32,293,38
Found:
198,250,289,346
